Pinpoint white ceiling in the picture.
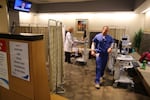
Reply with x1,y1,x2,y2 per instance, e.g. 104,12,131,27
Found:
28,0,94,3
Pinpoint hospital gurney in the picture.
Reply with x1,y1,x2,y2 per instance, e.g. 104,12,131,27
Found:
113,54,135,88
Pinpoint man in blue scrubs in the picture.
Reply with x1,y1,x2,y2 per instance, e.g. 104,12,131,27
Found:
91,26,113,89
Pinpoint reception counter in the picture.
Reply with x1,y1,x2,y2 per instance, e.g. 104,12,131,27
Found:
131,52,150,96
0,33,50,100
136,66,150,96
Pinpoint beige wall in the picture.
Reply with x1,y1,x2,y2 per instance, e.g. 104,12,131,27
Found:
0,0,9,33
19,12,145,41
144,11,150,32
134,0,150,33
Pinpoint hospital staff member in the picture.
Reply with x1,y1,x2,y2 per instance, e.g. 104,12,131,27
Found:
64,27,74,64
91,26,113,89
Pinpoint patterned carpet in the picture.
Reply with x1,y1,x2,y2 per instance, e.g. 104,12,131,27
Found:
58,59,150,100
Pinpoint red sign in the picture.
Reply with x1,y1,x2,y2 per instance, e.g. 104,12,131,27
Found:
0,40,7,52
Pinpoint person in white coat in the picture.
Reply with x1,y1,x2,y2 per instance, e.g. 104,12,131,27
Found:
64,27,74,64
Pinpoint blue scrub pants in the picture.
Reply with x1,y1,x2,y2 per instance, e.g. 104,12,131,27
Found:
95,53,108,84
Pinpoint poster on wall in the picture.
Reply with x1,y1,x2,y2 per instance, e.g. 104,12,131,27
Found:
76,19,88,33
9,41,30,81
0,40,9,89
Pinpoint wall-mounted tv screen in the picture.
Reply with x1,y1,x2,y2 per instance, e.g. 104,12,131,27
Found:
14,0,32,12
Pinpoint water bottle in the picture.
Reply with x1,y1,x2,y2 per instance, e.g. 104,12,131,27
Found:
132,48,135,53
142,60,146,70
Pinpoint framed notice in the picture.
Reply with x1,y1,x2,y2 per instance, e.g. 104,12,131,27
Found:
76,19,88,33
0,40,9,89
9,41,30,81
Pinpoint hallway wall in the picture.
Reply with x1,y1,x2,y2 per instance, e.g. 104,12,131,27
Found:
144,11,150,32
0,0,9,33
19,12,144,42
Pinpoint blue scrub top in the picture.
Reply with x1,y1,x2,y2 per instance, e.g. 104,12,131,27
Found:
92,33,113,54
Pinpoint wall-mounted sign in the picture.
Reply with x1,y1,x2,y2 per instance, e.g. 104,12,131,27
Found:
0,40,9,89
9,41,30,81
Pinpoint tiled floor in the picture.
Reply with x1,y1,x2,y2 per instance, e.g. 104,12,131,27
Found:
59,59,150,100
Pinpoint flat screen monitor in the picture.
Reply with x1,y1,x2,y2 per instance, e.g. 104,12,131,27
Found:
14,0,32,12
